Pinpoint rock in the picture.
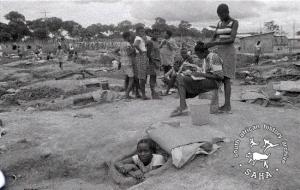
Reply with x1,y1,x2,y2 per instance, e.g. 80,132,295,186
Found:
26,107,35,112
73,113,93,118
7,88,17,93
0,145,7,153
109,84,124,92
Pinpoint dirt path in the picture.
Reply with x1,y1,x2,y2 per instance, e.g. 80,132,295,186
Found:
0,83,299,190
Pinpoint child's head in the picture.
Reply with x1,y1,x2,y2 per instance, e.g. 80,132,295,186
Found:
58,45,62,50
194,41,209,59
164,30,172,39
151,28,160,40
122,31,131,42
145,28,152,37
137,138,156,165
136,26,145,37
180,48,189,59
217,3,230,21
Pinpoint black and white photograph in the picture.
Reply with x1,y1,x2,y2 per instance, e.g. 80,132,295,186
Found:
0,0,299,189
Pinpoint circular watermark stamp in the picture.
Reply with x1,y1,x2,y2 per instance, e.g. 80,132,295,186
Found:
233,123,289,180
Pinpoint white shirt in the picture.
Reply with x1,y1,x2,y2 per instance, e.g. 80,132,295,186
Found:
132,154,165,171
134,36,147,53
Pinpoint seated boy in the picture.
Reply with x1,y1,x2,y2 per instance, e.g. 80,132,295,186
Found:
163,48,195,95
170,41,224,117
114,139,165,181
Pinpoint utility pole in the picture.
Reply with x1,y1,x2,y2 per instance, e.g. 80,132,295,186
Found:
41,10,49,21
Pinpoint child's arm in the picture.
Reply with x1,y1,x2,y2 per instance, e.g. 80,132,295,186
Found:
113,48,120,55
144,158,172,178
192,72,223,80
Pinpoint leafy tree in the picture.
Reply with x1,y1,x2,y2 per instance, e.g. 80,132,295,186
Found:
45,17,63,33
201,28,214,38
178,20,192,36
264,21,280,34
4,11,30,41
133,23,145,30
117,20,133,33
5,11,26,23
0,22,12,42
152,17,168,32
62,20,82,37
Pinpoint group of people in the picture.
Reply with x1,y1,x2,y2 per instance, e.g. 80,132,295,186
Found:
118,3,238,116
115,3,238,181
116,26,177,100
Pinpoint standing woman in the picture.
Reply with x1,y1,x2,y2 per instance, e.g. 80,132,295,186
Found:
205,3,238,112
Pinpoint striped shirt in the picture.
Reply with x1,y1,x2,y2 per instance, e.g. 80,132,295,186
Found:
215,18,237,40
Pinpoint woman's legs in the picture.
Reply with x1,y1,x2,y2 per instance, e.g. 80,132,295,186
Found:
220,77,231,111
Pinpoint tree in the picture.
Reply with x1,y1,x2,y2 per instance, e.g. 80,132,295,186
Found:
117,20,133,33
201,28,214,39
0,22,12,42
5,11,25,23
264,21,280,34
62,20,82,37
178,20,192,36
33,28,49,40
4,11,30,41
152,17,168,32
134,23,145,30
45,17,63,33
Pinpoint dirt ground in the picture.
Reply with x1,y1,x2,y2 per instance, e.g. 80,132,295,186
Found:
0,56,299,190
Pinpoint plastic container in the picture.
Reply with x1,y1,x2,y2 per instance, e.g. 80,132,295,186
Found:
189,100,210,126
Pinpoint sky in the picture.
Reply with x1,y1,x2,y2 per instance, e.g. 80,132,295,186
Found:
0,0,299,37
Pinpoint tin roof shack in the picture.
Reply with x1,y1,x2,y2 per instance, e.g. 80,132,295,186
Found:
238,32,274,54
273,35,289,54
288,38,300,53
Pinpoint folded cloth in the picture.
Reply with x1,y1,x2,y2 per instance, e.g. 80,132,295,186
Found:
146,122,225,168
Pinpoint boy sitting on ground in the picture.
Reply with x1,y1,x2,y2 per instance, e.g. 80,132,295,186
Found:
163,48,194,95
114,138,166,181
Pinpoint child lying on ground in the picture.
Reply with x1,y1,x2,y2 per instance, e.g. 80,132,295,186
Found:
114,138,166,181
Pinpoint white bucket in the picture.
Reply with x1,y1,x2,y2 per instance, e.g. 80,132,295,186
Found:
189,100,210,126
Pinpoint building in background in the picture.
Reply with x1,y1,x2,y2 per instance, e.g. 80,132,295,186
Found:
288,37,300,53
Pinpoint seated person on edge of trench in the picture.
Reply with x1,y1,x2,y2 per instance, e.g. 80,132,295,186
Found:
170,41,224,117
114,138,166,182
162,48,194,96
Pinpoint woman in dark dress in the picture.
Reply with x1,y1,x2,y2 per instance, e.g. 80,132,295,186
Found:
204,4,238,113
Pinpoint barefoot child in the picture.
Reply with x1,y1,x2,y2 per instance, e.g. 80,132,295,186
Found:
56,45,64,70
115,32,136,99
115,139,165,181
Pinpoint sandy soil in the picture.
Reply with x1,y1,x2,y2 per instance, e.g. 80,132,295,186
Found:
0,82,299,190
0,56,299,190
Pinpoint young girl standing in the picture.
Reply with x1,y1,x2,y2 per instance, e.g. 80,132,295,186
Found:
205,4,238,113
134,26,149,100
56,45,64,70
119,32,136,99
